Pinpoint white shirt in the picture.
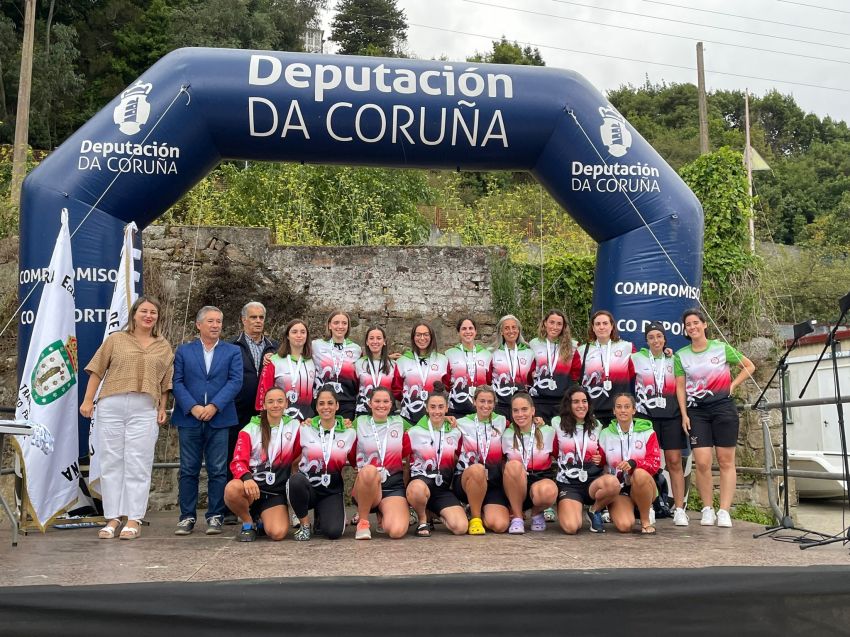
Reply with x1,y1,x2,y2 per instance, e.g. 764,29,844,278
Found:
202,339,219,374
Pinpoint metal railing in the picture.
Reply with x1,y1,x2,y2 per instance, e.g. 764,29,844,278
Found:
2,395,849,524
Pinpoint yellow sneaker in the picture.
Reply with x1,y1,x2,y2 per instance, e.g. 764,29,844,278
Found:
468,517,486,535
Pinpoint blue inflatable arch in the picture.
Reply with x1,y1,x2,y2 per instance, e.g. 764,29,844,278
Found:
19,48,703,401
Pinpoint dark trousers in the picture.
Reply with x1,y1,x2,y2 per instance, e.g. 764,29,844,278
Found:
286,472,347,540
178,424,229,522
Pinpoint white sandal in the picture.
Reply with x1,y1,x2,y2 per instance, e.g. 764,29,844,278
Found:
119,520,141,540
98,519,121,539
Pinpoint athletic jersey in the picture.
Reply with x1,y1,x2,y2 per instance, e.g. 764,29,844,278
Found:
312,338,361,407
631,348,682,419
354,356,397,415
230,415,301,493
577,340,635,414
490,343,535,407
455,413,508,474
528,337,582,403
501,423,556,473
598,418,661,483
444,343,493,414
407,416,463,481
296,417,357,482
353,414,411,476
392,350,450,423
551,418,606,484
675,340,745,408
255,354,316,420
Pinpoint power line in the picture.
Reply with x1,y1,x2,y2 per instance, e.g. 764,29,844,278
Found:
409,22,850,94
461,0,850,67
778,0,850,14
642,0,850,37
550,0,850,52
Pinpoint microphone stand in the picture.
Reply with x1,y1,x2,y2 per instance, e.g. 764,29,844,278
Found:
752,320,825,541
798,292,850,550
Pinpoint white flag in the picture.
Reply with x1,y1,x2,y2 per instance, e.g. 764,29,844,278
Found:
88,221,140,498
14,209,80,530
103,222,140,339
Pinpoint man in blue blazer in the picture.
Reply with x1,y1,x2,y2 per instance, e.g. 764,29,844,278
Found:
172,306,243,535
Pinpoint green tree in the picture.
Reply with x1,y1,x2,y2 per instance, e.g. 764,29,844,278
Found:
329,0,407,56
679,147,765,336
165,162,430,246
467,37,544,66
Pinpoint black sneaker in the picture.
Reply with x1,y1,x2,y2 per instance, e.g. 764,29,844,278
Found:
586,508,606,533
223,514,239,526
205,515,224,535
174,517,195,536
238,525,256,542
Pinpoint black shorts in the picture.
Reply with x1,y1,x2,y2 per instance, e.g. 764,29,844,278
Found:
652,416,688,451
533,400,561,423
688,398,739,448
250,492,287,517
523,471,554,511
352,470,406,513
595,411,615,429
452,471,510,509
409,475,462,514
495,401,512,421
556,480,594,506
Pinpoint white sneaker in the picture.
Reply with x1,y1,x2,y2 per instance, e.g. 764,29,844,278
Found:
716,509,732,528
700,507,717,526
673,507,690,527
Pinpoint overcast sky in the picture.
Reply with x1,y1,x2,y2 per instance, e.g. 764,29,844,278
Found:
319,0,850,124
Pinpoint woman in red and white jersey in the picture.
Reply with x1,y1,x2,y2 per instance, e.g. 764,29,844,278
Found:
224,388,301,542
453,386,510,534
444,317,492,417
632,321,689,526
598,393,661,534
529,310,582,423
501,392,558,534
677,308,755,528
577,310,635,427
392,322,450,425
312,310,362,420
287,386,357,541
354,326,396,417
350,387,411,540
552,386,620,534
255,319,315,421
405,383,468,537
490,315,535,421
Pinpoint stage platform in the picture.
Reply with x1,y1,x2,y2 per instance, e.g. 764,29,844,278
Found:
0,510,847,586
2,511,849,635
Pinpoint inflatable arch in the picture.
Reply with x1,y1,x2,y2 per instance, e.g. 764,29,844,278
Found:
19,48,704,421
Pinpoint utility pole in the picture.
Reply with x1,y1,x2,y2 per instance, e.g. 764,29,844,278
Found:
696,42,709,155
11,0,37,207
744,90,756,253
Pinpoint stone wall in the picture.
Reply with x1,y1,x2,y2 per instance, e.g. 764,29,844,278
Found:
143,225,504,350
139,225,504,511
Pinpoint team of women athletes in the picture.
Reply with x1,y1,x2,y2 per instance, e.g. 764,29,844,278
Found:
222,307,755,541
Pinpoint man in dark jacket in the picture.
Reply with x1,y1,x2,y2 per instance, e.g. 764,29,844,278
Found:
225,301,278,523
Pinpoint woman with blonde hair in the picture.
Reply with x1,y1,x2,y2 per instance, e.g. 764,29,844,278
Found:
490,315,535,420
81,296,173,540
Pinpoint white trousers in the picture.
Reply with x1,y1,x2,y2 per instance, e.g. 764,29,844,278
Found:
95,392,159,520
